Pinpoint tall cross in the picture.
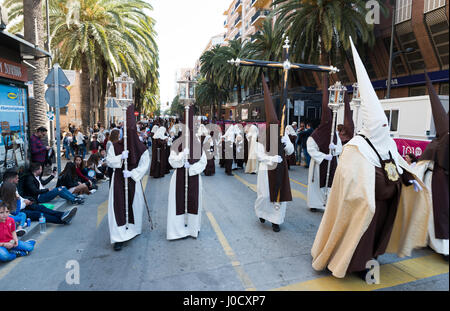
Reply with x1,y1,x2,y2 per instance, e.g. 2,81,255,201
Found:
228,36,339,203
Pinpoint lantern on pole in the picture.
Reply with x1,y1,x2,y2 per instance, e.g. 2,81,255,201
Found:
176,70,197,226
324,81,347,206
114,72,135,229
350,82,361,135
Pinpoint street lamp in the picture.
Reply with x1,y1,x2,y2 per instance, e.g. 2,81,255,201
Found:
114,72,134,230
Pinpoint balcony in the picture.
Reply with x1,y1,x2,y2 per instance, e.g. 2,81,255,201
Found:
234,14,242,28
251,10,270,26
252,0,272,9
234,0,242,13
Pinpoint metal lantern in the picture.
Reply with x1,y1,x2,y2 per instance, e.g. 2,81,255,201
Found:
350,82,361,135
114,72,134,230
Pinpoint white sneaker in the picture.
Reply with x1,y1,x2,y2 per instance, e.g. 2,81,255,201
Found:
90,189,97,194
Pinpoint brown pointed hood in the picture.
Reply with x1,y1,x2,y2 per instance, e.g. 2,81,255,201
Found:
263,73,279,152
310,74,337,151
420,72,449,172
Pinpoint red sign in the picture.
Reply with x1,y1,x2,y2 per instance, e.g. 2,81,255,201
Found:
394,138,431,159
0,58,28,82
134,111,139,116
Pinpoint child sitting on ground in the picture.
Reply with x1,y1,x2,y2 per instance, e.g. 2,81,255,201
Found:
0,201,36,263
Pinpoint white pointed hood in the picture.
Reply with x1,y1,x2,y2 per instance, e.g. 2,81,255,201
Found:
347,37,403,172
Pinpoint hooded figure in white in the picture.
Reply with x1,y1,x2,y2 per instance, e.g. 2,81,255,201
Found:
245,124,259,174
310,37,432,278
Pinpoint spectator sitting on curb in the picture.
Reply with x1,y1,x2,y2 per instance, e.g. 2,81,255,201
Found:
57,162,91,196
2,171,77,226
20,163,84,205
0,201,36,263
74,156,97,192
86,153,105,180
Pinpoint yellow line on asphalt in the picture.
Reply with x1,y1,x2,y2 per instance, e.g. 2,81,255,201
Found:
205,211,256,291
233,174,307,201
290,178,308,188
272,253,449,291
97,175,149,227
0,226,57,280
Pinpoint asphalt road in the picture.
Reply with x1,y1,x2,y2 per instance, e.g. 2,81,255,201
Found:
0,156,448,291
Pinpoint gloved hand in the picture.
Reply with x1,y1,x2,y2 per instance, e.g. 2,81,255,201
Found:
237,147,241,153
123,170,132,178
183,148,190,156
281,136,289,146
329,143,337,151
274,155,283,163
184,161,191,169
409,180,423,192
121,150,129,159
324,154,333,161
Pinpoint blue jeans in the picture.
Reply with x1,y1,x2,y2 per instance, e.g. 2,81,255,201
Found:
9,213,26,227
303,147,311,167
37,187,76,204
64,144,75,159
0,240,35,262
78,144,87,159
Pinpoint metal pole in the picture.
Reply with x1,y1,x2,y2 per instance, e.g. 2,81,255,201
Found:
54,64,61,176
323,108,338,207
184,97,189,227
123,104,129,230
386,0,396,99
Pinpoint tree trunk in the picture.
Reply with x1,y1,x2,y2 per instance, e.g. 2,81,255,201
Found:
80,56,91,133
23,0,49,140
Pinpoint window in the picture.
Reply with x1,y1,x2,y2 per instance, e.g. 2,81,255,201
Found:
385,109,399,132
395,0,412,24
409,86,427,96
424,0,446,13
440,83,449,95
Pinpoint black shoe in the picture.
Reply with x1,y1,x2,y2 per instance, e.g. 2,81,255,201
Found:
310,208,318,212
62,207,78,224
259,218,265,223
443,255,449,262
72,198,84,205
356,269,371,282
113,242,124,251
272,224,280,232
16,228,26,237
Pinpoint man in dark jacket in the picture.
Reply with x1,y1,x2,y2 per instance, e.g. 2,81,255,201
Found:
20,163,83,205
296,123,314,168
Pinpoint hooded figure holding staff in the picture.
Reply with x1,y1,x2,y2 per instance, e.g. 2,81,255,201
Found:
106,105,150,251
311,38,432,279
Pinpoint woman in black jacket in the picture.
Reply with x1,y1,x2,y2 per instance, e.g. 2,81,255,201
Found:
57,162,90,195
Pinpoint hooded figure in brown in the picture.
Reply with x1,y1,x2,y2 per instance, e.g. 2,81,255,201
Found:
306,75,343,212
254,74,294,232
106,105,150,251
311,38,432,279
167,108,207,240
414,72,449,261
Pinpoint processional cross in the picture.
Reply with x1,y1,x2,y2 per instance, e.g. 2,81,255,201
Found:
228,36,339,203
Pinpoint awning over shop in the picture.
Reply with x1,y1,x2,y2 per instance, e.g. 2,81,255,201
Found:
0,29,52,60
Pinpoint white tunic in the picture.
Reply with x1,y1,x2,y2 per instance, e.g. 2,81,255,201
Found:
254,138,294,225
306,136,343,211
414,160,449,255
167,150,207,240
106,146,150,244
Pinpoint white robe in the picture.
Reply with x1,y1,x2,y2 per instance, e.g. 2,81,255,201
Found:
414,160,449,255
106,146,150,244
167,150,207,240
306,136,343,211
254,138,294,225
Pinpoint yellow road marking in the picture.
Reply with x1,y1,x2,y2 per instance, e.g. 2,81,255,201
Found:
0,226,57,280
272,254,449,291
205,211,256,291
97,175,149,227
290,178,308,188
233,174,307,201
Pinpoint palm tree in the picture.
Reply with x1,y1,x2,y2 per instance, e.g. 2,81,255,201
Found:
195,77,229,121
272,0,387,69
3,0,159,131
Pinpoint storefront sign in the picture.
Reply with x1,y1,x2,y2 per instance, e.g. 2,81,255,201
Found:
393,138,431,158
0,57,28,82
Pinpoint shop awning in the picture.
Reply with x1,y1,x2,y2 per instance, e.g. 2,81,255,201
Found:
0,29,51,59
